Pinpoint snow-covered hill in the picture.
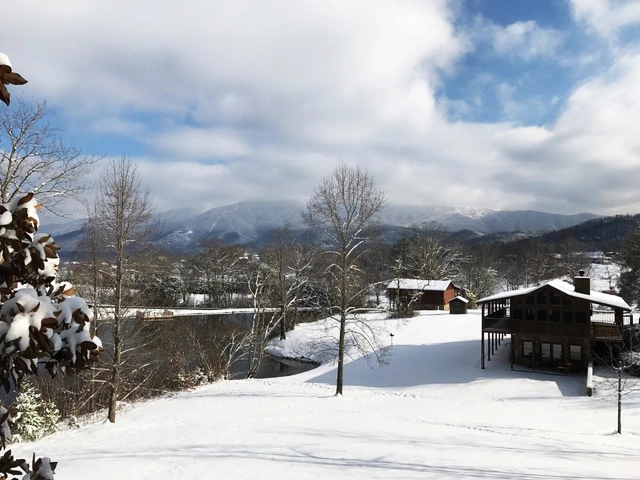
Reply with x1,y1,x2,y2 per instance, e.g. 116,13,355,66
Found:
15,311,640,479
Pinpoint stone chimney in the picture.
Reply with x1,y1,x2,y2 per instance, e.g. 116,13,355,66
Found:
574,270,590,295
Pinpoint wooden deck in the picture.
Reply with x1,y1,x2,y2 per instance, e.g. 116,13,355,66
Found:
483,315,625,340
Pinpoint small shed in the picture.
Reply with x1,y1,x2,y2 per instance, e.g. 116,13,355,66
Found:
449,296,469,315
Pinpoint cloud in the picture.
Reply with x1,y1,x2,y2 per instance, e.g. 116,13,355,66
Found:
469,17,564,61
492,20,564,60
4,1,640,218
148,128,253,160
571,0,640,41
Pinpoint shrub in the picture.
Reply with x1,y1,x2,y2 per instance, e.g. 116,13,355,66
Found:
13,382,60,442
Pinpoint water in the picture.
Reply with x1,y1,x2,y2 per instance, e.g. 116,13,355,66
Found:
169,312,320,379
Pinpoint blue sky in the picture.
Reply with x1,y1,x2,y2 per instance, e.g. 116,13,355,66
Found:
3,0,640,216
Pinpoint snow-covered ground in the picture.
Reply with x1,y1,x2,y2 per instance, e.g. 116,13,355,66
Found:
15,310,640,479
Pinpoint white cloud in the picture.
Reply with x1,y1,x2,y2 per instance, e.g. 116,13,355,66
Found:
148,128,253,159
4,1,640,217
571,0,640,41
469,17,564,61
492,20,564,60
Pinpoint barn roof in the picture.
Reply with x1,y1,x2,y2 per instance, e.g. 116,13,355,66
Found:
477,279,631,311
386,278,454,292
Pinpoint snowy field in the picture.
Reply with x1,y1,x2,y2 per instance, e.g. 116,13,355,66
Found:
15,310,640,479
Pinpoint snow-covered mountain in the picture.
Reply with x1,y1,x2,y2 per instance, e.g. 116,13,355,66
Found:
44,200,600,255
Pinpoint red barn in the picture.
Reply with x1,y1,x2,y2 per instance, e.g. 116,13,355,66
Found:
386,278,458,311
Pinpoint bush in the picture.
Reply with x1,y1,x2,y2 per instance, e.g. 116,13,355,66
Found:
13,382,60,442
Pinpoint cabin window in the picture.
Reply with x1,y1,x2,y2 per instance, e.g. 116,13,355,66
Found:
536,291,547,304
553,344,563,360
541,343,551,359
562,296,573,307
563,311,573,323
575,312,587,324
525,295,534,305
523,341,533,357
570,345,582,361
550,310,560,322
537,309,547,321
525,309,535,320
550,291,561,305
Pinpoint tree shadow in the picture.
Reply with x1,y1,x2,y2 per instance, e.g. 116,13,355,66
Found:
305,338,587,397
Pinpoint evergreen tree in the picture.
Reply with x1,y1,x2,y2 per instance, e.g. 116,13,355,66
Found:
618,230,640,307
13,382,60,442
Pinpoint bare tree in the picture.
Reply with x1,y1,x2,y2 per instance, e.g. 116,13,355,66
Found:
191,240,245,307
523,239,554,287
244,261,280,378
88,158,155,423
0,99,97,214
557,236,590,280
403,222,463,280
593,327,640,434
304,164,386,395
458,245,499,301
264,227,311,340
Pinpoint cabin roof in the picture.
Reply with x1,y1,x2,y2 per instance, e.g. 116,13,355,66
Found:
386,278,454,292
451,296,469,303
477,279,631,311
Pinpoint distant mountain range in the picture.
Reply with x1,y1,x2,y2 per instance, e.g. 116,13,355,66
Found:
42,200,604,257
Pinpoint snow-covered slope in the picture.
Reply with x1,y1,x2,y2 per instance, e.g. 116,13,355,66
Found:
15,311,640,479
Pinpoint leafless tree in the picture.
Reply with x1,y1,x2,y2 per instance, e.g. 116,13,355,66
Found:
0,99,97,214
404,222,463,280
244,261,280,378
264,227,311,340
88,158,155,423
303,164,386,395
458,245,499,301
523,239,554,287
557,236,590,280
191,240,245,307
593,328,640,434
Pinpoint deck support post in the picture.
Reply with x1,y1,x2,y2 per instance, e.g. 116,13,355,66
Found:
481,330,485,369
510,336,514,370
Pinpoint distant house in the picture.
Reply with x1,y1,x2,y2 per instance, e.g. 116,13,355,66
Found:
584,250,607,264
477,272,632,373
386,278,458,310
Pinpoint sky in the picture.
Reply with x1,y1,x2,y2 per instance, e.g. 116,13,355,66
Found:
3,0,640,216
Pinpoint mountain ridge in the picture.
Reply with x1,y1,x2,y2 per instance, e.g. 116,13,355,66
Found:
43,200,602,255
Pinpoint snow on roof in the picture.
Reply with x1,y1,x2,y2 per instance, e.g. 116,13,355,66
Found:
386,278,453,292
451,296,469,303
477,279,631,311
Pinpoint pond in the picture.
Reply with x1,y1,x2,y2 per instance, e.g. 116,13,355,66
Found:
163,312,320,379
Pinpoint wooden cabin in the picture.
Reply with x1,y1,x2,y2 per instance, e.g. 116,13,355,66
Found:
386,278,458,310
477,274,632,373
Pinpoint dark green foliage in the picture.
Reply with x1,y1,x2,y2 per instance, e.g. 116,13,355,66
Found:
618,230,640,306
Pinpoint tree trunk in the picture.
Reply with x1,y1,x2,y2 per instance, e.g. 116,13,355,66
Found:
279,305,286,340
336,312,346,396
618,368,622,434
107,315,121,423
336,250,347,396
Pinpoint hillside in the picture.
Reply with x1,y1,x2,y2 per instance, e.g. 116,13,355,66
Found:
15,311,640,479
